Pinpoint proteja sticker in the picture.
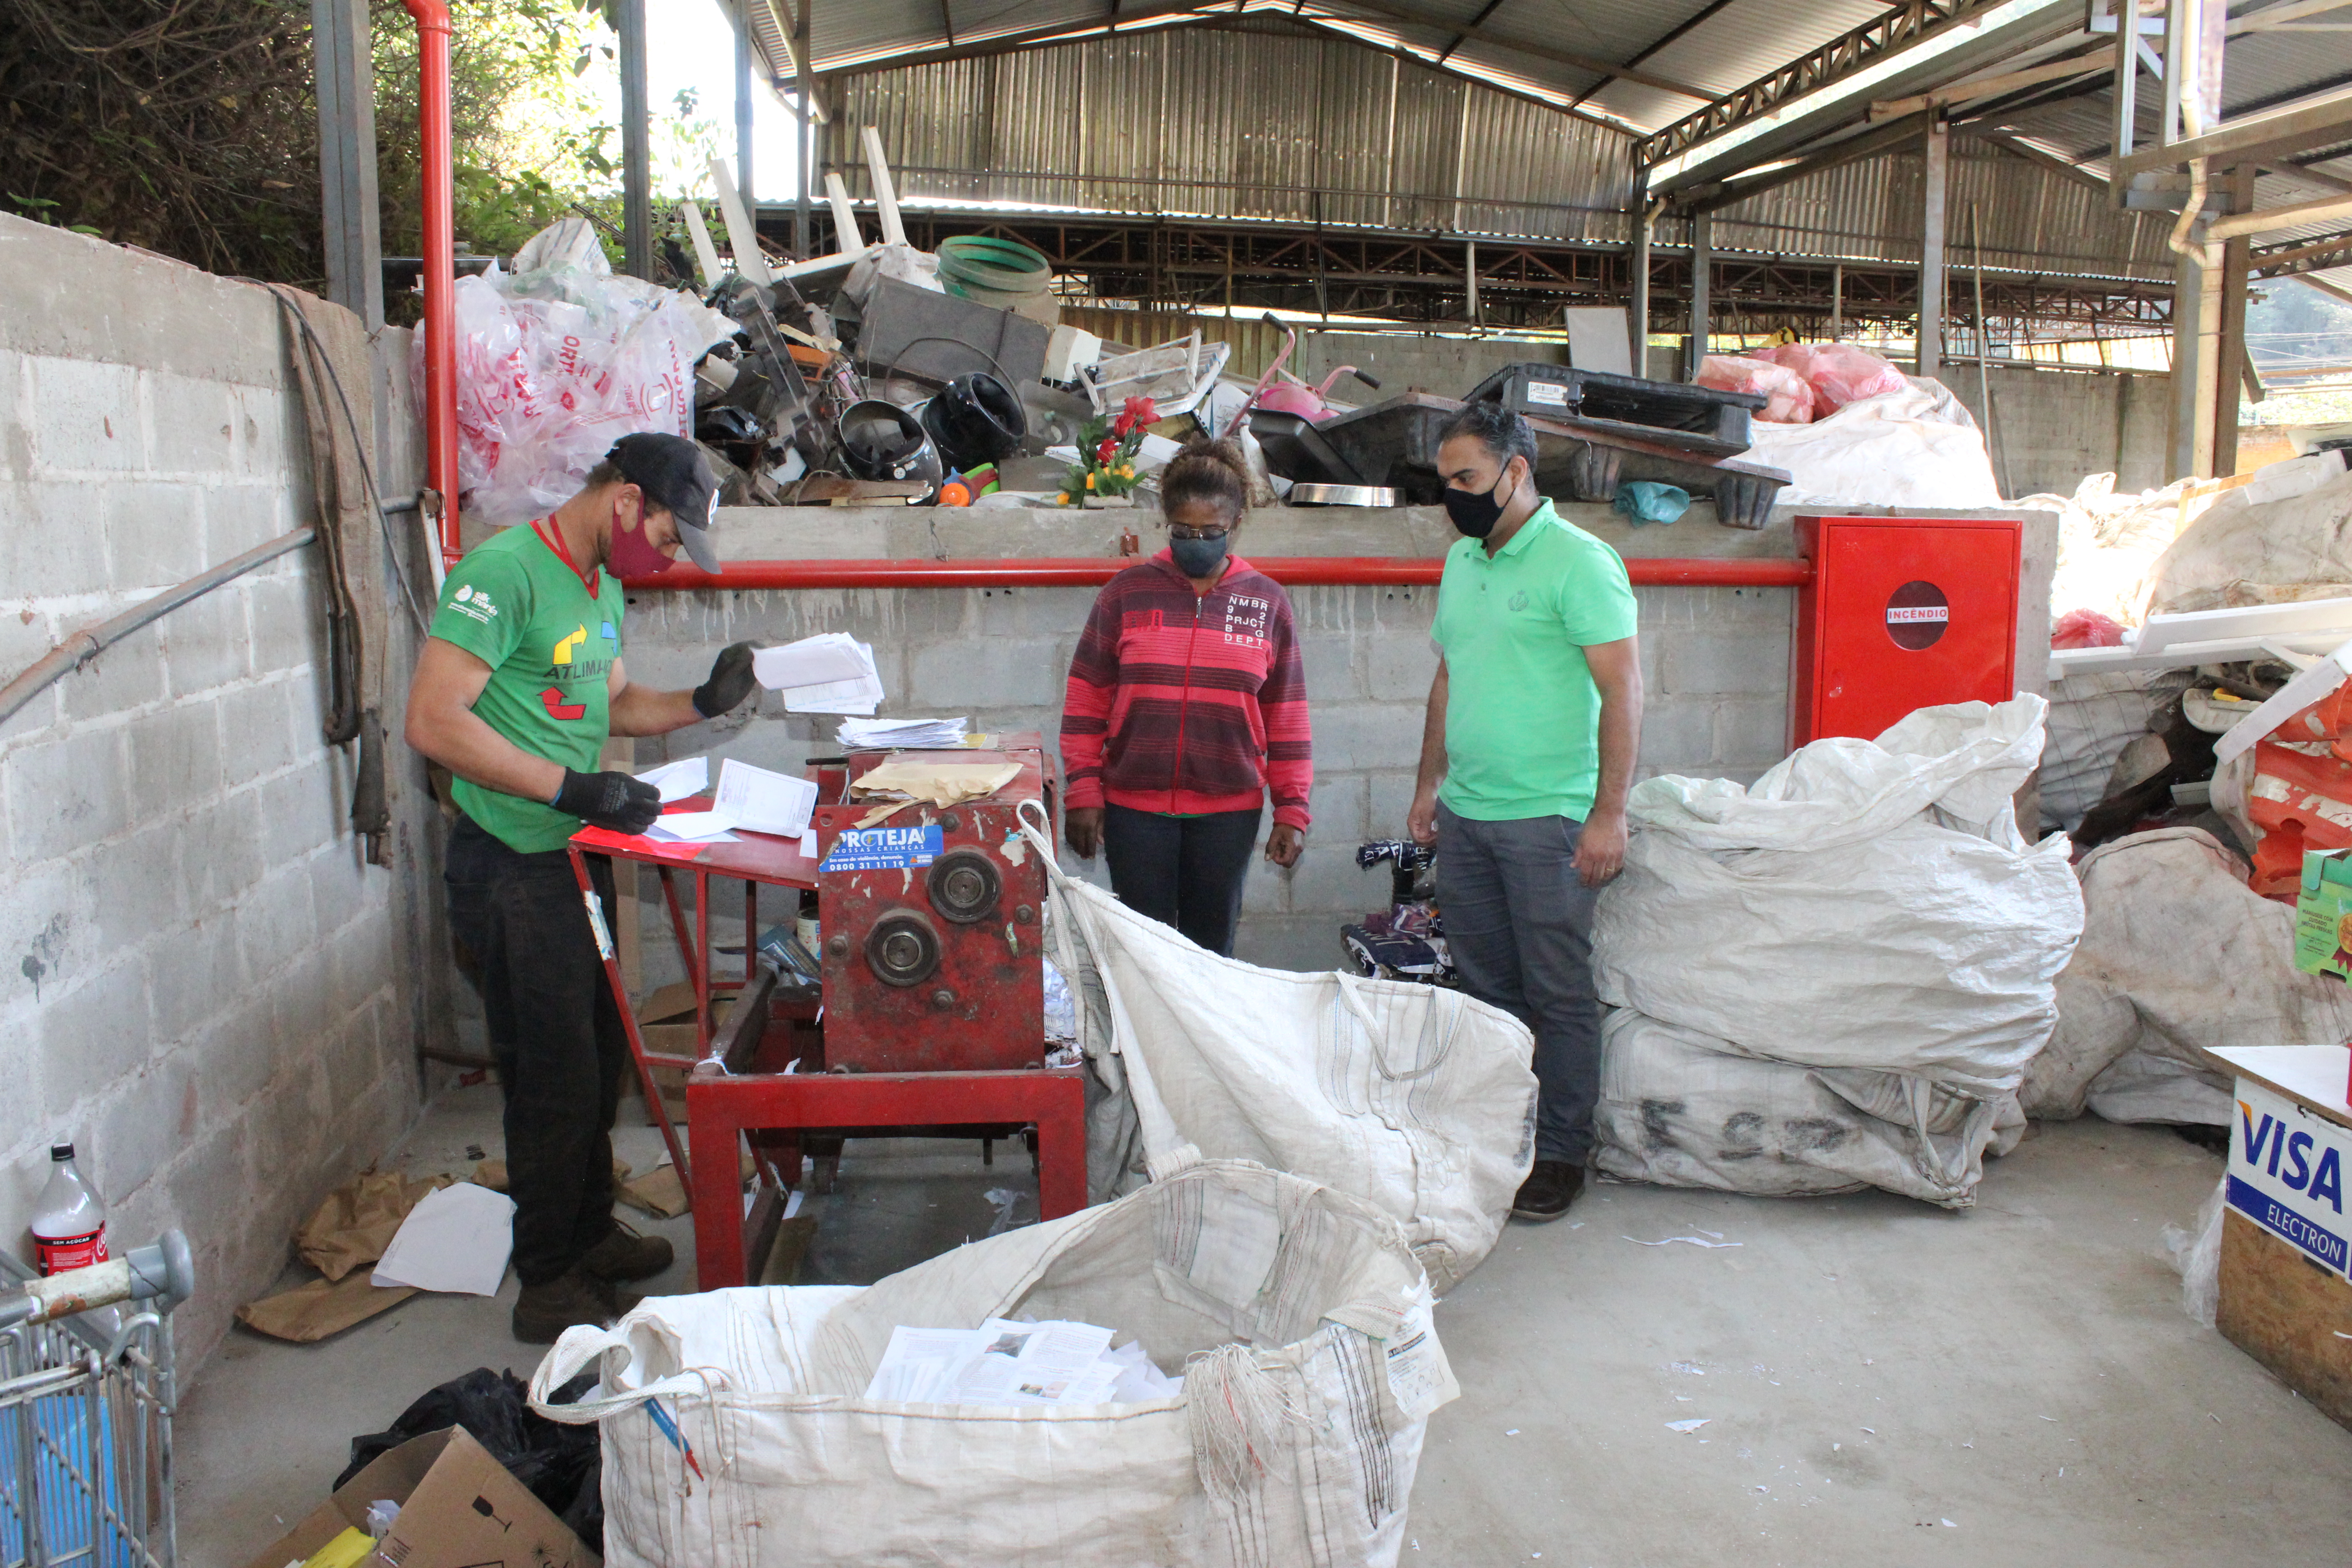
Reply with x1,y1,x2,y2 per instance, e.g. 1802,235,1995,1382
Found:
822,824,944,872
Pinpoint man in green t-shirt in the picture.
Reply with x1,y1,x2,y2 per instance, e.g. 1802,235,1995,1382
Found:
1407,402,1643,1223
405,433,760,1342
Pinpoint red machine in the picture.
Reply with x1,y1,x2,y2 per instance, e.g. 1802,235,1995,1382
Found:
815,745,1049,1072
1791,514,2023,746
569,734,1087,1292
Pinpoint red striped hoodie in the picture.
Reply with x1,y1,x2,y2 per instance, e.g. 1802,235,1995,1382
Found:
1061,549,1313,829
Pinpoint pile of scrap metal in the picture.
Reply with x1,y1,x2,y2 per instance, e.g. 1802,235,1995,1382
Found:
671,138,1791,521
1240,318,1793,529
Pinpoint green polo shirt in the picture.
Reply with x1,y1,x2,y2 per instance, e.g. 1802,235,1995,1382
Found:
427,521,627,853
1432,499,1639,822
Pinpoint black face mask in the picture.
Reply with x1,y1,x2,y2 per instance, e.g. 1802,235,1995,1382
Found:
1170,531,1230,578
1443,464,1519,539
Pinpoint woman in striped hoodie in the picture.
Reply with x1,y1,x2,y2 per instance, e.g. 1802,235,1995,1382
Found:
1058,440,1312,957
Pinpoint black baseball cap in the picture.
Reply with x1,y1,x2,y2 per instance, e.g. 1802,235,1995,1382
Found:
606,433,720,571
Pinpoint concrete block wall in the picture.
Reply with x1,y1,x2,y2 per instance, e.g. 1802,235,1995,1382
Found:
0,214,444,1366
616,504,1818,973
1945,365,2169,498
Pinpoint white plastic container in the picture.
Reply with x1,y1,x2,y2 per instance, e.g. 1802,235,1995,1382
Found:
32,1141,108,1275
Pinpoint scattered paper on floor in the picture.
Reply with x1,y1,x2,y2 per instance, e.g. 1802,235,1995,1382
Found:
237,1272,420,1343
294,1171,454,1282
372,1182,517,1295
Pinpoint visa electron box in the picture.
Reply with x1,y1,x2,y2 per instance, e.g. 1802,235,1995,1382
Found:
2293,847,2352,981
2227,1079,2352,1278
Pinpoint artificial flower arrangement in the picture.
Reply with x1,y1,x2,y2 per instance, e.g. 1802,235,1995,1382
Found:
1057,395,1157,506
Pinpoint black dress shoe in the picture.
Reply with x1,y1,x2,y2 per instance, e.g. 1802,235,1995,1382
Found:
1511,1160,1584,1222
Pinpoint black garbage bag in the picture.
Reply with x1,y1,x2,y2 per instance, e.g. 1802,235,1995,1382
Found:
338,1367,602,1547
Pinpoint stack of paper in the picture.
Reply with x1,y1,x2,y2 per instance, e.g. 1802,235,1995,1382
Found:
634,756,709,802
838,715,969,750
370,1183,517,1297
640,758,818,846
863,1318,1184,1406
753,633,884,715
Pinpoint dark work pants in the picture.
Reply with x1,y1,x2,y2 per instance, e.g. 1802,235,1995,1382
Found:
1101,803,1264,957
443,815,625,1288
1434,802,1603,1165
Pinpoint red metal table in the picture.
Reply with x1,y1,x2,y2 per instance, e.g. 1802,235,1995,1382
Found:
566,796,1088,1290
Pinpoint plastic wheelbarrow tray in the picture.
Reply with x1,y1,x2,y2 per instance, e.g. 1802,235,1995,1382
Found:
1298,392,1793,530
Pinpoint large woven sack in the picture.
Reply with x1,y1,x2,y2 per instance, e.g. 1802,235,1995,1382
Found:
2025,828,2352,1123
529,1160,1456,1568
1028,813,1537,1294
1591,696,2084,1099
1593,1009,2024,1207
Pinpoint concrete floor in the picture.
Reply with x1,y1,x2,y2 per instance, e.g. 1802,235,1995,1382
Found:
176,1088,2352,1568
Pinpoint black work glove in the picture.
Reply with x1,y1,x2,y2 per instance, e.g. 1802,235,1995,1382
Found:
553,768,662,834
692,641,759,718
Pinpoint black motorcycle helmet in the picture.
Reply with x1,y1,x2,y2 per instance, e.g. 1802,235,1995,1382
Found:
918,372,1028,471
838,400,945,496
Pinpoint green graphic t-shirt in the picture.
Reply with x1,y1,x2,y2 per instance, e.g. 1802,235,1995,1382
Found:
427,520,627,852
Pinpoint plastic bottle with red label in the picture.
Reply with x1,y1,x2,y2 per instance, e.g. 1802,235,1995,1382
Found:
32,1141,109,1276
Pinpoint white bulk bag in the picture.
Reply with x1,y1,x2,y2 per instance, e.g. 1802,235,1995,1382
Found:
1592,1009,2024,1207
2024,828,2352,1123
1591,696,2085,1098
529,1160,1456,1568
1027,813,1537,1294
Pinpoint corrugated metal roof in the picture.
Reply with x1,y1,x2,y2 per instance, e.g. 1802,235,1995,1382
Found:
832,24,1638,238
1699,137,2169,280
786,0,2039,137
1614,0,1889,99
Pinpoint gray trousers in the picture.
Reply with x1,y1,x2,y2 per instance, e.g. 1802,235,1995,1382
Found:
1435,802,1602,1164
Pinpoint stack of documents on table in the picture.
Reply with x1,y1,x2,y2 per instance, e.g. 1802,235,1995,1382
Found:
635,756,709,803
637,757,818,849
863,1318,1184,1406
752,633,883,715
838,715,968,750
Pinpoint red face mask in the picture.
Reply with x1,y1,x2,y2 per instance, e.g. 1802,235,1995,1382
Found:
607,500,676,577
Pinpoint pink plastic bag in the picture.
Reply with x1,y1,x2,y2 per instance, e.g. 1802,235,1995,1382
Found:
2051,609,2129,649
1749,342,1908,417
422,219,735,526
1696,355,1815,424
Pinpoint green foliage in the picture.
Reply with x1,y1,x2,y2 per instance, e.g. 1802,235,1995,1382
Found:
0,0,638,290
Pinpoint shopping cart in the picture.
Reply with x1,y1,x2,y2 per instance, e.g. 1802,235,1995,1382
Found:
0,1234,193,1568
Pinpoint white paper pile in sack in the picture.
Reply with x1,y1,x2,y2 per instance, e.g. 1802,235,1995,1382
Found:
865,1318,1182,1405
2024,827,2352,1126
1590,696,2085,1206
528,1160,1454,1568
1021,812,1537,1293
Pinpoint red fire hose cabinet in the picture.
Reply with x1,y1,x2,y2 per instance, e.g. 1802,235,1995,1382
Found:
1792,514,2023,747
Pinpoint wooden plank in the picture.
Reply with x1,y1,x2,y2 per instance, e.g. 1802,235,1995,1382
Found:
2217,1208,2352,1432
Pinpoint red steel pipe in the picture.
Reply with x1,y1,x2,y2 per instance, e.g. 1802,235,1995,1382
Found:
623,555,1815,590
401,0,462,569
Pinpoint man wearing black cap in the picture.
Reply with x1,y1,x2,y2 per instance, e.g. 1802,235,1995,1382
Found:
404,434,758,1342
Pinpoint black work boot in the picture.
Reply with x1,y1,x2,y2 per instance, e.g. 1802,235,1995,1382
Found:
579,1220,674,1283
1510,1160,1585,1222
512,1266,621,1344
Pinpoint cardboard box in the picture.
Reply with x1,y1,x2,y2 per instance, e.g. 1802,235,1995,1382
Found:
2294,848,2352,980
240,1426,597,1568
